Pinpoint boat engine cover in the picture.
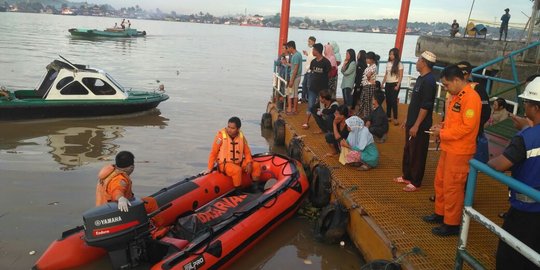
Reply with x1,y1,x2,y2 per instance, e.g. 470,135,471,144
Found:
83,198,149,249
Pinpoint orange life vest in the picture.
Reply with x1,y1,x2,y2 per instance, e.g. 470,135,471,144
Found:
217,128,247,165
95,164,134,206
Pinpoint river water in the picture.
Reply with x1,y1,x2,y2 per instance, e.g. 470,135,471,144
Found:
0,12,418,269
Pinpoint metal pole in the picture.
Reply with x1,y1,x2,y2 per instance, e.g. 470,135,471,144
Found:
278,0,291,56
394,0,411,56
463,0,475,37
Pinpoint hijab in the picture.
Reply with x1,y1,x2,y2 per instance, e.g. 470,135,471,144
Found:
345,116,374,151
329,41,341,63
324,43,337,68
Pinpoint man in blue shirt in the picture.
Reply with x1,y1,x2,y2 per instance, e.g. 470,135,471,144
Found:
488,77,540,269
286,40,303,115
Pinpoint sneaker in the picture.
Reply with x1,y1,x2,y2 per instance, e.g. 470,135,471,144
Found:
422,213,444,224
432,224,460,236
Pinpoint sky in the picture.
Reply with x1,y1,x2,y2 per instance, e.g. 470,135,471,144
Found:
90,0,534,24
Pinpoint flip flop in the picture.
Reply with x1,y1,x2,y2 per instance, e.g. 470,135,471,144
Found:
403,183,420,192
301,123,309,129
393,176,410,184
357,164,370,171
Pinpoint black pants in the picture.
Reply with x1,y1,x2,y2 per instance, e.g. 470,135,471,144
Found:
496,207,540,270
310,107,334,133
402,128,430,187
385,82,399,119
352,85,362,110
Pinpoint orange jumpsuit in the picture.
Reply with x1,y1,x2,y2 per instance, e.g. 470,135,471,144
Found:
435,84,481,225
208,128,261,187
96,165,134,206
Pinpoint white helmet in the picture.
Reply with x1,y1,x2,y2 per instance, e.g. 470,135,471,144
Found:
520,77,540,102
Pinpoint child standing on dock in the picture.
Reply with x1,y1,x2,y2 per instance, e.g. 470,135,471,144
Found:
499,8,511,41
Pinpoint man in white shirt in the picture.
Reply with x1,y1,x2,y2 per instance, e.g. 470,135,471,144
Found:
301,36,316,103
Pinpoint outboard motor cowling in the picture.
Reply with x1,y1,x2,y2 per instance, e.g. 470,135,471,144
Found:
83,198,149,269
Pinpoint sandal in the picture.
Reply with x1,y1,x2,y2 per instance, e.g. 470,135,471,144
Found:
301,123,309,129
357,164,370,171
392,119,400,126
393,176,410,184
403,183,419,192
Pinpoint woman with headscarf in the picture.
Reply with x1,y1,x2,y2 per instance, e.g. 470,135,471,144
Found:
324,43,338,100
340,116,379,170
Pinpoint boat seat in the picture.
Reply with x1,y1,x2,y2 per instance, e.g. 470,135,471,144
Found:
485,118,518,140
159,236,189,251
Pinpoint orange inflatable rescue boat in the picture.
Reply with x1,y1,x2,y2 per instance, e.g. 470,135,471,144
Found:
33,153,308,270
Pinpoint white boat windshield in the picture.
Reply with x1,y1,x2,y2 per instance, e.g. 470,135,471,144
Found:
106,74,125,92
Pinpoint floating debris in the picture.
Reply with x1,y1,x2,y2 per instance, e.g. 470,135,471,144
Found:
48,202,59,206
29,250,36,255
303,259,312,265
340,241,345,247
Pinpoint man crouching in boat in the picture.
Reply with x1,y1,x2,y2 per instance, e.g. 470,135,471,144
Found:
96,151,135,212
204,116,261,192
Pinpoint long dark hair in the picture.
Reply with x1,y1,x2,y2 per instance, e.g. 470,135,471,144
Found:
366,51,379,65
344,49,356,71
389,48,401,76
357,50,367,69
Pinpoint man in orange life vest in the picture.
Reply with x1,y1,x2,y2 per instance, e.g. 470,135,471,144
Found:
204,117,261,189
96,151,135,212
424,64,481,236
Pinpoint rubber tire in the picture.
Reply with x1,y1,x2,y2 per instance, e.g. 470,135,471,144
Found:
309,165,331,208
261,112,272,129
360,260,401,270
287,137,303,162
314,202,349,244
273,119,286,146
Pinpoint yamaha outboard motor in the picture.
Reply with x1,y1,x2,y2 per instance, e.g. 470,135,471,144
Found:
83,198,150,269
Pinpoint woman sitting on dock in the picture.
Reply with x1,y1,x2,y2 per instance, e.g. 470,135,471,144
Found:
324,105,349,157
340,116,379,170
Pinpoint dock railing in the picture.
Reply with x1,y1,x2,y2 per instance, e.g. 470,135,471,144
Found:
455,159,540,269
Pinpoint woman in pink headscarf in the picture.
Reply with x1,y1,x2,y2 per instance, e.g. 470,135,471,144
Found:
324,43,338,99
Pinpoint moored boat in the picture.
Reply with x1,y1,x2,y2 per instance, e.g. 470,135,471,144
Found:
0,58,168,120
33,153,308,270
69,28,147,38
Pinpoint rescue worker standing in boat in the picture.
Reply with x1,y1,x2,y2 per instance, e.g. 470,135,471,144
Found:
204,117,261,190
96,151,135,212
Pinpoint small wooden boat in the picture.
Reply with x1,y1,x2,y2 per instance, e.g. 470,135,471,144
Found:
68,28,146,38
33,153,308,270
0,58,168,120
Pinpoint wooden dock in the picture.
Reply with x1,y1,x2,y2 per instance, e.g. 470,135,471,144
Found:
267,102,508,269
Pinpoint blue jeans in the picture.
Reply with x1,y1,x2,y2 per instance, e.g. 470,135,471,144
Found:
473,132,489,163
301,73,311,101
342,87,353,107
307,89,318,114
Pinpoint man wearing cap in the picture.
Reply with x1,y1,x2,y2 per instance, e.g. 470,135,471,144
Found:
393,51,437,192
96,151,135,212
500,8,511,41
302,42,331,129
488,77,540,269
424,65,481,236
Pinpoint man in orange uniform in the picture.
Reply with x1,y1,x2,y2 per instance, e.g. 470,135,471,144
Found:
424,65,481,236
204,117,261,190
96,151,135,212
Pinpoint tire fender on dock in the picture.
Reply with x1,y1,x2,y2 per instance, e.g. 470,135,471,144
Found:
309,165,331,208
273,119,286,146
261,112,272,129
314,201,349,244
286,137,303,162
